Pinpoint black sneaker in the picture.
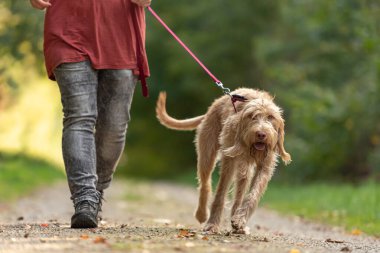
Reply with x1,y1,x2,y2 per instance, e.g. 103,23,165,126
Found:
71,200,101,229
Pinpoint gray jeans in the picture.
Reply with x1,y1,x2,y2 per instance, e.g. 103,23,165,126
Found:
54,61,137,205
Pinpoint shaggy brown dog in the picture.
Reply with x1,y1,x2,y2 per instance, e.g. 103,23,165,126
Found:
156,88,291,234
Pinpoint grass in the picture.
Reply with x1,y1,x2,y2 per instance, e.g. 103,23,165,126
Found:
262,182,380,236
0,152,65,202
174,171,379,236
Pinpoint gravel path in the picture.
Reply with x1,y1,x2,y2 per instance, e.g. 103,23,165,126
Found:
0,180,378,253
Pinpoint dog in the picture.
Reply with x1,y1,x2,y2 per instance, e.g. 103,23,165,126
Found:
156,88,291,234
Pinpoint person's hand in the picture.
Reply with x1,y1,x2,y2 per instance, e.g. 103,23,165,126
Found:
131,0,152,8
30,0,51,10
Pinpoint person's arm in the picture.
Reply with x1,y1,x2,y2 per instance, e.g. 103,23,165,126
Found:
30,0,51,10
131,0,152,7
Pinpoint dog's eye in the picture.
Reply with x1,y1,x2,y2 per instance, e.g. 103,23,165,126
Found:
267,115,275,121
252,115,258,120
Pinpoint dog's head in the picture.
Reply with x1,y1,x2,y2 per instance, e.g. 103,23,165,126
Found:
224,98,291,164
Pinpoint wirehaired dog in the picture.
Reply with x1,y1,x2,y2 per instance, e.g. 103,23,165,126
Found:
156,88,291,234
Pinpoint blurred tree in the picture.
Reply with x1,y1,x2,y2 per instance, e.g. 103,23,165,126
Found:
0,0,45,110
121,0,280,179
256,0,380,181
1,0,379,182
0,0,44,65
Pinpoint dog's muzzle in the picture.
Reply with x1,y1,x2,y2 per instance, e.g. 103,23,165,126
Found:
253,142,266,151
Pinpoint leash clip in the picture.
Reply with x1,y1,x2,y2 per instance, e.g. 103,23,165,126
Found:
215,81,231,95
215,81,247,113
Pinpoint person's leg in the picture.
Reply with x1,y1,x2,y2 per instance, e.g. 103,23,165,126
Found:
95,69,137,192
53,61,102,228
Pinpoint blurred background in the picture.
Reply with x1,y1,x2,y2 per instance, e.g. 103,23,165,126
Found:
0,0,378,235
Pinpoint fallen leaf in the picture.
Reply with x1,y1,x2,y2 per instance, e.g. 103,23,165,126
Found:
40,223,49,228
289,249,300,253
120,224,128,229
93,236,107,244
177,229,196,238
80,234,89,240
341,246,351,252
326,238,344,244
202,236,209,241
350,229,362,236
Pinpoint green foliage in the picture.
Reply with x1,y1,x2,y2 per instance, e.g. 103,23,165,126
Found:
0,0,45,110
262,181,380,236
0,0,44,68
0,153,65,202
122,0,279,179
122,0,380,181
256,0,380,180
0,0,379,182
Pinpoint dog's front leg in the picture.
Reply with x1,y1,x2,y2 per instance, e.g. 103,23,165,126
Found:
230,165,252,219
231,160,276,234
203,157,235,234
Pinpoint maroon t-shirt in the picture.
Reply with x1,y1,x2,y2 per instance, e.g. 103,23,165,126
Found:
43,0,149,80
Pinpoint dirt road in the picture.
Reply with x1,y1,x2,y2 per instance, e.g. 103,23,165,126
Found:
0,180,378,253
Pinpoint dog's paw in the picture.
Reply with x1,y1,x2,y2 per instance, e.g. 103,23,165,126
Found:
195,207,209,224
231,226,251,235
203,223,220,234
231,215,247,232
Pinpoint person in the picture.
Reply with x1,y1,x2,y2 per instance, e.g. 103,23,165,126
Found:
30,0,151,228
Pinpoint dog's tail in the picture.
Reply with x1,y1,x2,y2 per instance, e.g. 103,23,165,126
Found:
156,92,204,131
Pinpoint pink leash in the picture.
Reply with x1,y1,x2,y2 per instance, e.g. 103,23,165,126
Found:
148,6,220,85
147,6,247,111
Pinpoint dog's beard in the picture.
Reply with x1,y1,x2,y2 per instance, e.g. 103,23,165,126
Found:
250,144,268,159
253,142,266,151
243,124,277,159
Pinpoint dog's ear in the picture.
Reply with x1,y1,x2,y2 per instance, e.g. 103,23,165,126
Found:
277,119,291,165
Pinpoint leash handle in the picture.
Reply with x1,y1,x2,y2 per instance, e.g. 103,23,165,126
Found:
147,6,221,84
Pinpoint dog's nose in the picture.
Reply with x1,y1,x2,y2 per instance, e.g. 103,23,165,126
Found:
256,131,266,140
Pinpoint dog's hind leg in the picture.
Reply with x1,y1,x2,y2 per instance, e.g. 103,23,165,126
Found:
194,111,223,224
203,157,235,233
194,127,220,224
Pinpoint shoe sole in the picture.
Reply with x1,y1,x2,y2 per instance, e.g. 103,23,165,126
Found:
71,213,98,229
